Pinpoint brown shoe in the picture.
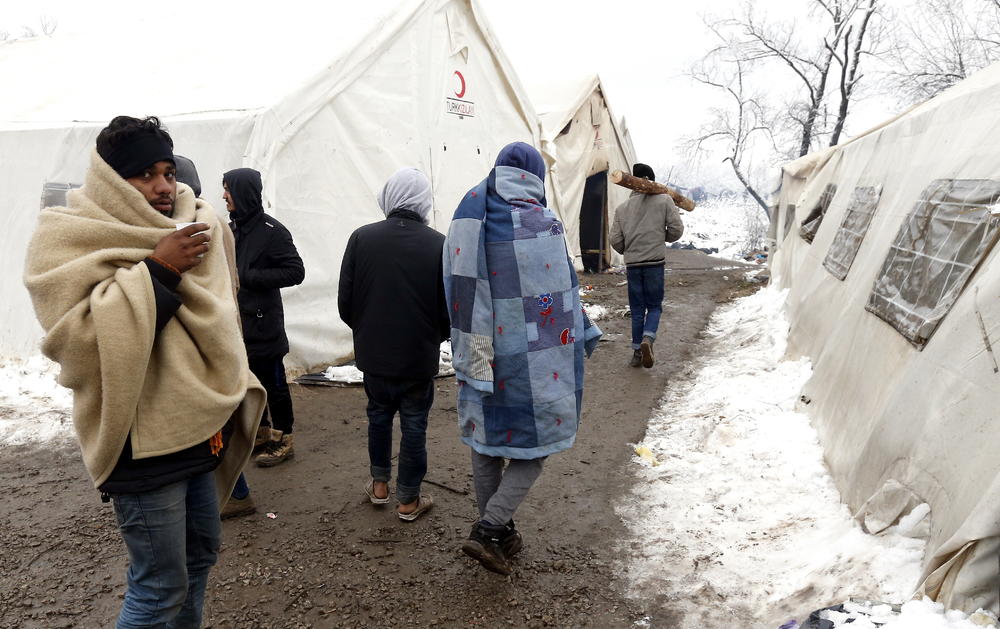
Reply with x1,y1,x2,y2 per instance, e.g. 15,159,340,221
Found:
640,336,654,368
255,432,294,467
253,425,275,452
221,494,256,520
461,522,512,575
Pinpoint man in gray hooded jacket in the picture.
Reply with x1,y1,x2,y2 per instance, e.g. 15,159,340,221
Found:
610,163,684,368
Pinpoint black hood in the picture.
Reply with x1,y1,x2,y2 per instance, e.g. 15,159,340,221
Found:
223,168,264,224
174,154,201,197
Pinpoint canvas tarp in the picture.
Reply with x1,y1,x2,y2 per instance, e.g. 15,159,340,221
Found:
0,0,540,372
770,62,1000,613
526,74,637,270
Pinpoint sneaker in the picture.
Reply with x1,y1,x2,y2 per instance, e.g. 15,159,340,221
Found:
255,432,294,467
640,336,654,368
221,494,256,520
253,425,275,452
501,520,523,557
628,350,642,368
461,521,512,575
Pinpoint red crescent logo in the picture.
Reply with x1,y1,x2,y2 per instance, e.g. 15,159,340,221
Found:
454,70,466,98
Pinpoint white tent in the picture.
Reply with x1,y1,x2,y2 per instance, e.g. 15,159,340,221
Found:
769,64,1000,613
0,0,540,372
526,74,636,271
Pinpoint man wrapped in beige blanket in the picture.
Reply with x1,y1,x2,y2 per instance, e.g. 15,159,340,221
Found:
23,115,265,628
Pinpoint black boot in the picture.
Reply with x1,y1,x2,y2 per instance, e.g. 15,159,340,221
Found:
628,349,642,368
461,521,512,575
502,520,523,557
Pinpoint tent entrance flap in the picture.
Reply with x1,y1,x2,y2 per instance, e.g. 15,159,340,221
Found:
580,170,609,273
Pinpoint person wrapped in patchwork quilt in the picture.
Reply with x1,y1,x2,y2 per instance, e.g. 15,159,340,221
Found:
444,141,602,575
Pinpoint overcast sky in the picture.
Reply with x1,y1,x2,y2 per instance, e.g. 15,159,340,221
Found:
3,1,900,190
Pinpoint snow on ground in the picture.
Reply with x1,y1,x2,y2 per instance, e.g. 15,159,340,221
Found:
616,286,932,628
677,195,768,260
321,342,455,384
583,303,608,321
812,598,998,628
0,355,73,445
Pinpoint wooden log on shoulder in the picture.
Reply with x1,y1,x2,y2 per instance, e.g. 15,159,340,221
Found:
610,170,696,211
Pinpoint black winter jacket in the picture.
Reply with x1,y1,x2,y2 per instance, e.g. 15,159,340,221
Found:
226,169,305,359
338,210,450,380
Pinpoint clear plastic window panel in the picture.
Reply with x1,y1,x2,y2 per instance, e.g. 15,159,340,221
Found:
782,204,796,240
799,184,837,243
40,182,81,210
866,179,1000,348
823,185,883,280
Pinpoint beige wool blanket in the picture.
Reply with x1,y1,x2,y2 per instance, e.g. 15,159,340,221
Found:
24,149,265,499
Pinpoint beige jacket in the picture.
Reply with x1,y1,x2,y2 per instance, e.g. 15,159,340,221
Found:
610,191,685,267
23,149,265,500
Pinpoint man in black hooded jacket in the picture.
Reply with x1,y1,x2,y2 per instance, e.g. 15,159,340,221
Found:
223,168,305,467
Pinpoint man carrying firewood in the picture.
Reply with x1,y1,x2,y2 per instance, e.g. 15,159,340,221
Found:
610,163,685,368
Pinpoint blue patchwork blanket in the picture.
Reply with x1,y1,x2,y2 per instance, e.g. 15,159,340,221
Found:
443,164,602,459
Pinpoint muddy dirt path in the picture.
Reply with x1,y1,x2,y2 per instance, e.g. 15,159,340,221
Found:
0,250,758,629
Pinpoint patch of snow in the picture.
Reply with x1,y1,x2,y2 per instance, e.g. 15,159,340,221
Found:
0,355,73,445
676,196,768,260
819,598,998,628
321,364,364,384
617,286,926,627
583,303,608,321
320,342,455,384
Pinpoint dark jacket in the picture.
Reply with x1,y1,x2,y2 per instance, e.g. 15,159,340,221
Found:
338,209,450,380
225,168,305,359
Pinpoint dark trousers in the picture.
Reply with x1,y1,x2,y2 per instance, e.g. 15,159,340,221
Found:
363,374,433,505
249,355,295,434
626,264,665,348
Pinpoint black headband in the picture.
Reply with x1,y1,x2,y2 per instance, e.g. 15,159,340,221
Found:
99,131,174,179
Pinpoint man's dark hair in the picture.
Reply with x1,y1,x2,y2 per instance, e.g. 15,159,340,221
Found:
97,116,173,155
632,163,655,181
96,116,175,179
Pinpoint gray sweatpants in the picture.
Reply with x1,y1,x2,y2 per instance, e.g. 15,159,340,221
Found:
470,449,545,526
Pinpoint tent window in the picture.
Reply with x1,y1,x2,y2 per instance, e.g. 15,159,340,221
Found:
866,179,1000,348
799,184,836,243
40,182,81,209
782,204,796,240
823,185,883,280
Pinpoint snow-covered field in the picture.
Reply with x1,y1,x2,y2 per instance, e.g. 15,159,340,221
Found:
616,286,993,628
676,195,769,261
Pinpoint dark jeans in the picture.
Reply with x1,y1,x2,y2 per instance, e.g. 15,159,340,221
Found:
626,264,665,349
112,471,220,628
249,355,295,434
363,374,433,505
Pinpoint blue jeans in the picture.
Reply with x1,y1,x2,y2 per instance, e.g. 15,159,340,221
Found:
364,374,433,505
112,471,221,629
626,264,665,349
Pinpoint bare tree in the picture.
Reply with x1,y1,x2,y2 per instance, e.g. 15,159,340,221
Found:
710,0,882,156
39,13,57,37
689,31,776,217
828,0,880,146
885,0,1000,102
